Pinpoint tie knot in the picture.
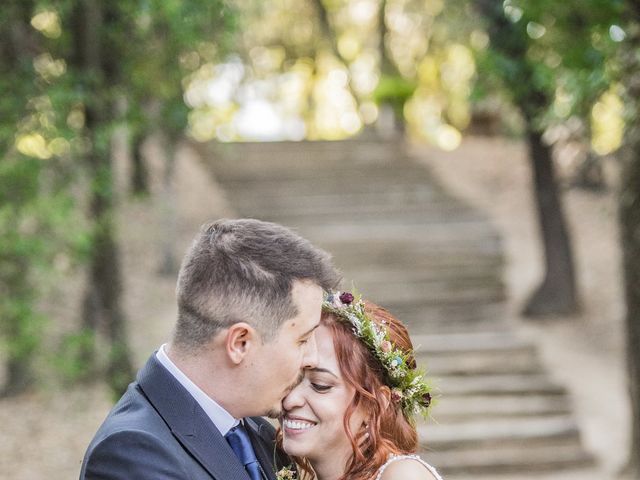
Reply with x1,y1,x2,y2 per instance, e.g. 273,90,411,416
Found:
225,424,258,468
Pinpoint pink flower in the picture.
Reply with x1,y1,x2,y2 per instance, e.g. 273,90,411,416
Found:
391,389,403,403
381,341,393,353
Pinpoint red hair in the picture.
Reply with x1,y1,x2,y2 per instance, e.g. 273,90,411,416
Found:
281,301,419,480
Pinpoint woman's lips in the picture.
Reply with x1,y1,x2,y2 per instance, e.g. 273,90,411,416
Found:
282,416,317,435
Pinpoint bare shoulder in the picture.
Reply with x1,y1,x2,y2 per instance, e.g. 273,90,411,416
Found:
380,457,441,480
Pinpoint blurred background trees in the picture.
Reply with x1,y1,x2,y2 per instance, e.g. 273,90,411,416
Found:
0,0,234,398
2,0,640,473
619,0,640,475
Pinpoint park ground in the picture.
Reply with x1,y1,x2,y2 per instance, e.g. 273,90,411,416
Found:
0,135,628,479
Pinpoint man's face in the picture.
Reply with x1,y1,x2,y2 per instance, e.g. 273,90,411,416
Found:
250,280,323,418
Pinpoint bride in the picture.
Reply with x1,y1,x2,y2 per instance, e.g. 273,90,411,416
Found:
278,291,442,480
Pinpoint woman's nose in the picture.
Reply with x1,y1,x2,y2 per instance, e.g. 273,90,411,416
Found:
282,380,306,411
302,333,318,369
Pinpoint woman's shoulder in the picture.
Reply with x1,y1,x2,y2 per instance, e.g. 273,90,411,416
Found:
377,454,443,480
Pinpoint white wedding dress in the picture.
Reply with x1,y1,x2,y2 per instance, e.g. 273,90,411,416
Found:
375,454,443,480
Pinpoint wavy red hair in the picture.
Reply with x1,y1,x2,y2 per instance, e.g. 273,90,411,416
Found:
279,301,419,480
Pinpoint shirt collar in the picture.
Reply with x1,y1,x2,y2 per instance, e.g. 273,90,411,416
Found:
156,344,239,436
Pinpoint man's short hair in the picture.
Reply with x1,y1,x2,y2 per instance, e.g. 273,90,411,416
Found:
173,218,340,350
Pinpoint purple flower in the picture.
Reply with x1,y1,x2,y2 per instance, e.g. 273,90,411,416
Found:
422,392,432,408
391,389,403,403
339,292,354,304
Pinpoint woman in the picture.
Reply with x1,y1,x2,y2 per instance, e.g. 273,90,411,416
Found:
278,291,442,480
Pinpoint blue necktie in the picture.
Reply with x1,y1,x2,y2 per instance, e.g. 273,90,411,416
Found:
225,423,264,480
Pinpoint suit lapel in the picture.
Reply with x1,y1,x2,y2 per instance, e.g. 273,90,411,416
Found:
137,354,251,480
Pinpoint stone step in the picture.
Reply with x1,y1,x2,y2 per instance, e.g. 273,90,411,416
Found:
422,352,540,378
214,174,448,199
375,302,509,333
227,189,444,211
295,220,499,241
324,249,503,274
416,348,540,377
215,165,436,185
412,332,531,354
218,181,443,203
342,264,502,285
434,373,566,397
445,469,602,480
331,243,503,265
258,212,489,230
344,279,504,308
422,442,595,476
350,280,504,307
419,415,582,450
214,161,435,183
306,231,503,264
395,314,509,335
357,278,505,306
431,394,573,420
205,139,409,173
232,201,486,225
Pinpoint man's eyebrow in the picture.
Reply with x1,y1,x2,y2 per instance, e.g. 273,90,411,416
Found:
299,323,320,338
309,367,338,378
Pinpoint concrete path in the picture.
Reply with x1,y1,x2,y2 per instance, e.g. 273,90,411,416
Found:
203,138,600,479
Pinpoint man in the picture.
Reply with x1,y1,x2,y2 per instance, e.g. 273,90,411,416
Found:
80,219,340,479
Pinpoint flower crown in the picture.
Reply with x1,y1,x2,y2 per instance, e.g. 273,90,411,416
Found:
322,290,433,419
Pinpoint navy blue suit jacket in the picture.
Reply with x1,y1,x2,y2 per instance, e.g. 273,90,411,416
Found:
80,354,287,479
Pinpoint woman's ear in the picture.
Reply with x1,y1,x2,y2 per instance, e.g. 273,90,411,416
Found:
225,322,258,364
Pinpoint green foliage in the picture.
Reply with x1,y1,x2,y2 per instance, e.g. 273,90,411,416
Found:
124,0,237,138
372,74,417,116
53,330,96,382
0,0,236,395
0,2,88,393
474,0,623,129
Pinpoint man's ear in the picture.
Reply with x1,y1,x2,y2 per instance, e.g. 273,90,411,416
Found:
225,322,259,364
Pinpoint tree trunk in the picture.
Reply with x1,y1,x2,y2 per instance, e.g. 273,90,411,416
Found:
475,0,579,317
619,131,640,479
309,0,361,107
522,128,579,316
3,356,32,397
0,2,40,397
619,6,640,476
571,150,606,192
131,127,150,196
158,132,179,276
1,254,37,397
71,0,133,395
376,0,404,137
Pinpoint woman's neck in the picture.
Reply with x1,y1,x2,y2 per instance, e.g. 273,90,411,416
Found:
309,452,351,480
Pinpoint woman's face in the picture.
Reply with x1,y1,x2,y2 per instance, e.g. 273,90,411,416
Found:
280,324,366,463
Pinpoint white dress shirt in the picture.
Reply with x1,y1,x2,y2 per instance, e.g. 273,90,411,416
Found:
156,344,239,436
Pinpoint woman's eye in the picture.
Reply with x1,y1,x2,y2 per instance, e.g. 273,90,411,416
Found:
311,383,332,393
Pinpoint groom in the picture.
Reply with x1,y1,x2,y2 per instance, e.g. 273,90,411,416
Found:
80,219,340,479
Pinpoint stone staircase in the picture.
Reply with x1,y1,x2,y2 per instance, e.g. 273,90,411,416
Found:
201,139,597,479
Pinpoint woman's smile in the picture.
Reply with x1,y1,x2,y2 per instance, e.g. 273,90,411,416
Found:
282,415,317,435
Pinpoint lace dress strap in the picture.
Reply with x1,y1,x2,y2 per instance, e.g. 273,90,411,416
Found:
375,454,443,480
